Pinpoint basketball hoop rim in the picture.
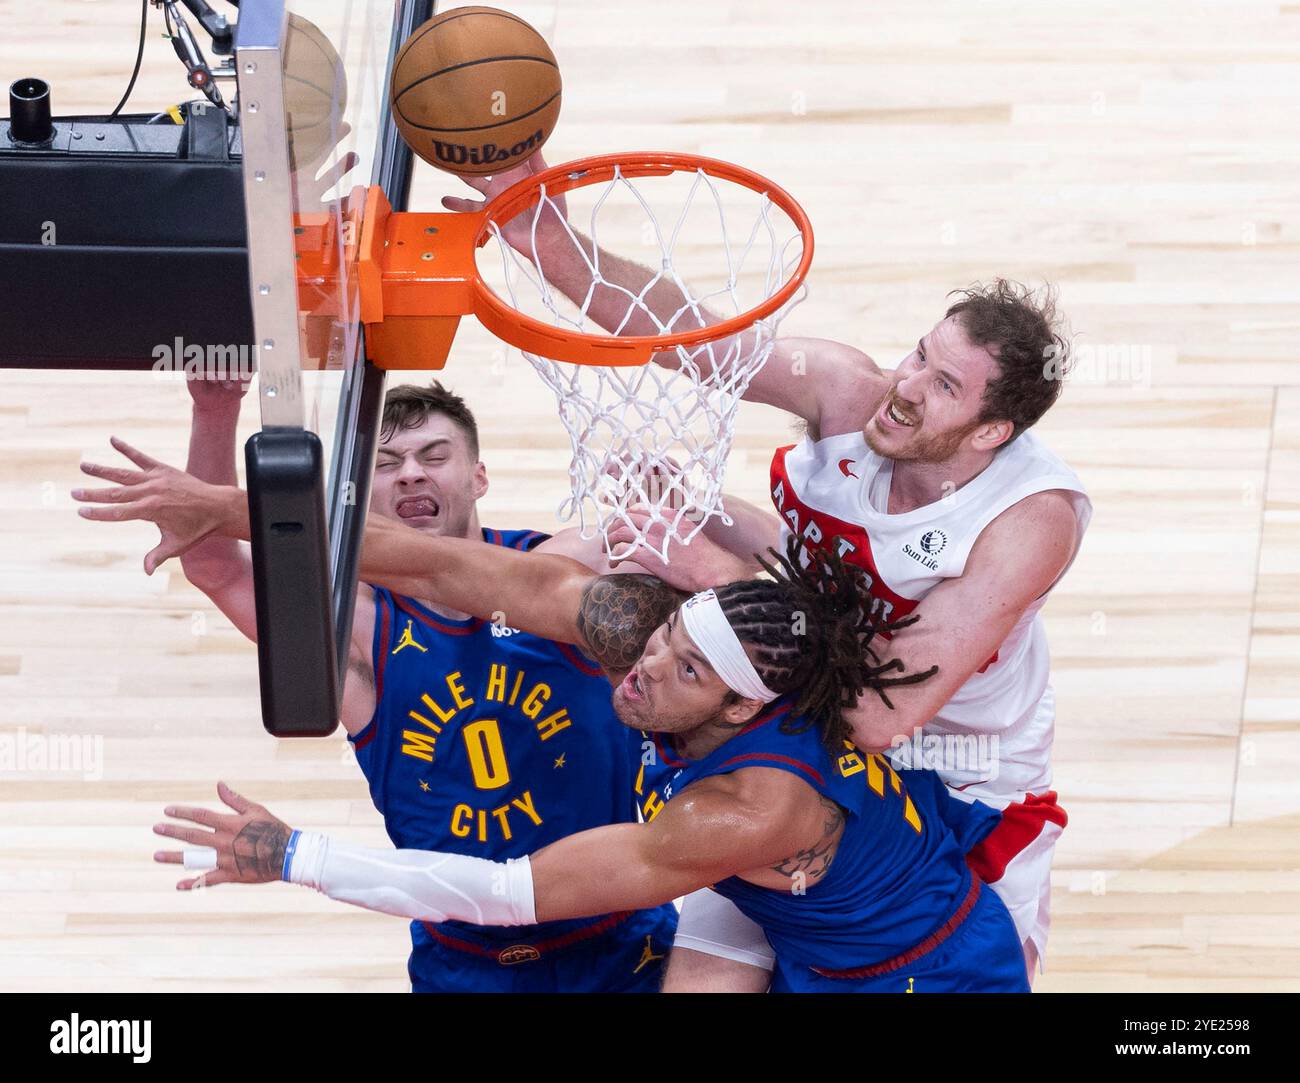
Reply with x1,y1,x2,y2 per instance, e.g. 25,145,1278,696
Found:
466,152,815,367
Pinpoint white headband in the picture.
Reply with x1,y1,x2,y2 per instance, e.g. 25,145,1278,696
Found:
679,590,780,704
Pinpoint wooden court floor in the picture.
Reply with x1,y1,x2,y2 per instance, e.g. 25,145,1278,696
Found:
1,1,1297,991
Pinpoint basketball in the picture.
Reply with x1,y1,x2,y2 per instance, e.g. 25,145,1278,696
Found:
389,6,561,176
282,12,347,172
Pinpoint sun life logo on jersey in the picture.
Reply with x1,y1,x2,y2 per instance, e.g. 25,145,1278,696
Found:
919,529,947,555
902,528,946,571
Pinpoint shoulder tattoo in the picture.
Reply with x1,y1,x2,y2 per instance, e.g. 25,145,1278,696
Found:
576,574,684,673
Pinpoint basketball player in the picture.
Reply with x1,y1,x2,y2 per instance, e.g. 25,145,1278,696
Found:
150,524,1030,994
92,376,676,993
440,154,1091,983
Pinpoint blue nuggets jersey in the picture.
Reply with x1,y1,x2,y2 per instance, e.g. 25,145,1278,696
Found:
637,699,1026,992
352,527,676,989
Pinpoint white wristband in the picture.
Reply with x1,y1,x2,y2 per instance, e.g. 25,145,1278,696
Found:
284,830,536,927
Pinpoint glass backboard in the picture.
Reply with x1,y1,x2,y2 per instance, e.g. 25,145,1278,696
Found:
235,0,435,735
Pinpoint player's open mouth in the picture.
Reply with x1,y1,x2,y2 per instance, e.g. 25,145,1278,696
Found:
880,399,917,429
622,669,648,704
396,496,440,520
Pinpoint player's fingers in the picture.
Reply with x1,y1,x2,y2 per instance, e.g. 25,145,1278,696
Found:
160,803,227,829
69,484,136,505
441,195,484,213
143,536,186,576
457,172,494,196
109,436,163,471
77,461,145,486
216,781,253,814
154,849,184,864
178,869,230,891
76,502,150,523
153,823,217,847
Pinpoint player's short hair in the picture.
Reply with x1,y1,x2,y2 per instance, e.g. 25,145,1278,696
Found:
945,279,1070,442
381,380,480,458
716,538,937,751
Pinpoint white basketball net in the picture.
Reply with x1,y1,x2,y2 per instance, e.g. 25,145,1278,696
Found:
482,164,807,563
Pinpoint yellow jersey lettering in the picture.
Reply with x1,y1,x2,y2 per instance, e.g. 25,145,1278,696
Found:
866,753,885,797
491,804,512,840
508,670,524,707
642,790,665,822
879,756,903,794
838,742,866,778
406,709,442,735
462,718,511,790
446,671,474,711
511,790,543,826
400,728,439,763
445,791,545,845
903,794,922,834
450,803,472,837
862,754,924,836
634,762,646,797
419,690,456,726
485,663,507,702
535,708,572,741
520,682,551,720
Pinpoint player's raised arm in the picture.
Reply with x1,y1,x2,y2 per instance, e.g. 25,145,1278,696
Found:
842,489,1080,752
359,512,594,650
154,768,825,923
176,376,259,641
443,155,890,434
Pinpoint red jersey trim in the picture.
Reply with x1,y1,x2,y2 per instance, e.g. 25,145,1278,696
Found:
421,910,635,962
394,594,483,636
715,751,825,788
965,790,1067,884
556,641,604,678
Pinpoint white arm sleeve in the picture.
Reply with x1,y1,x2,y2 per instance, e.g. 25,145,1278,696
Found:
672,888,775,970
285,831,536,927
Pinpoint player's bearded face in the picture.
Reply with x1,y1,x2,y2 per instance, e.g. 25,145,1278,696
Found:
864,317,996,464
610,617,736,734
369,415,485,539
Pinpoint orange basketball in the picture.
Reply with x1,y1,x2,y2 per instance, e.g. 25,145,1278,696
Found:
389,6,561,176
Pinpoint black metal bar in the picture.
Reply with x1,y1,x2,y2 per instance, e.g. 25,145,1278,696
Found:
246,428,339,737
328,356,385,681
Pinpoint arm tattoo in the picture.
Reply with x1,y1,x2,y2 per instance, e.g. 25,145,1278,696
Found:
770,796,845,880
576,574,684,672
232,820,291,881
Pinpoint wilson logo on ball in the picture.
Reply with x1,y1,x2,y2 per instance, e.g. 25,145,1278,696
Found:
429,130,545,169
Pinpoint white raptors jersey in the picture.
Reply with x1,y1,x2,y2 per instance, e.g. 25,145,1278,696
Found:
769,429,1091,800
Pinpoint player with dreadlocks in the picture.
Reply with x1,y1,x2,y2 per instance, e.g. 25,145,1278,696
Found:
124,467,1028,991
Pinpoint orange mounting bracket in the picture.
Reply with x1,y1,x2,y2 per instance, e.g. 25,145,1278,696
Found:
354,185,485,371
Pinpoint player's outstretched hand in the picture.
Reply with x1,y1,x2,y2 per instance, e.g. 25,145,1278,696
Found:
153,782,294,891
72,437,245,574
440,150,569,253
607,507,754,593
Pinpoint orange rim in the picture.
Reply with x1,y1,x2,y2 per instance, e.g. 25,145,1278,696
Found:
470,152,815,366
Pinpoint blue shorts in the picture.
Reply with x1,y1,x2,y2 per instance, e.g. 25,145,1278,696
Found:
771,881,1029,994
408,906,677,993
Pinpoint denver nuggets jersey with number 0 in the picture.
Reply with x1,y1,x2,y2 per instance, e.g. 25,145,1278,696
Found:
637,699,1024,990
352,527,676,964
